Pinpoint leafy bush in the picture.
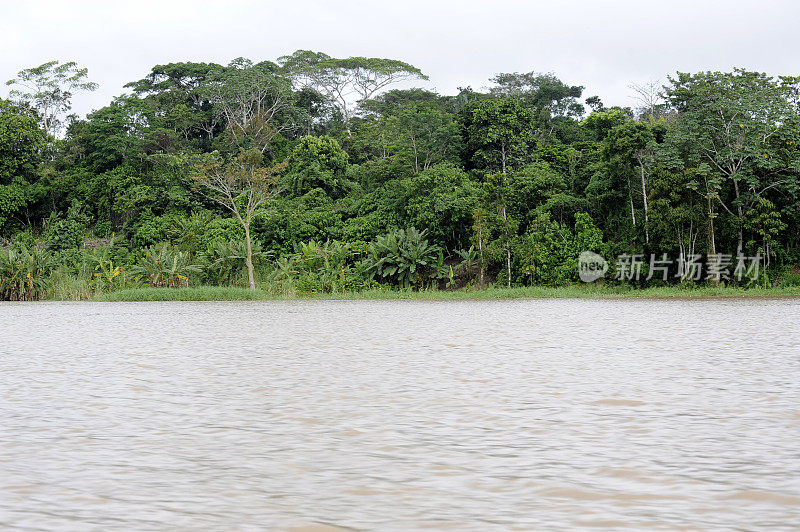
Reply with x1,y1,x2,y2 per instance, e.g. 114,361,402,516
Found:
129,243,202,288
130,213,182,249
172,211,215,254
777,266,800,287
455,245,480,285
45,201,88,251
288,239,368,293
367,227,440,288
285,135,350,198
93,220,113,238
516,212,605,286
0,245,55,300
202,239,269,286
198,217,245,252
404,163,481,250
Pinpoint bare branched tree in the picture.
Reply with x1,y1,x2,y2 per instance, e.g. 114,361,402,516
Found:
204,58,296,153
629,80,664,122
193,149,285,289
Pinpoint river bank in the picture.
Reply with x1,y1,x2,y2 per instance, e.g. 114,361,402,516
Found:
88,285,800,302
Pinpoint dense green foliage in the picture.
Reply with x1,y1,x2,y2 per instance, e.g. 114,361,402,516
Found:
2,55,800,300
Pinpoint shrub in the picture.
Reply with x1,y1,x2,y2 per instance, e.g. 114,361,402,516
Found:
130,213,182,249
45,201,88,252
202,239,269,286
367,227,440,288
172,211,215,254
198,217,245,252
288,239,363,293
0,245,55,301
86,245,125,292
129,243,202,288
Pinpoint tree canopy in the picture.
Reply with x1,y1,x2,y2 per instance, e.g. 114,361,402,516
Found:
2,55,799,296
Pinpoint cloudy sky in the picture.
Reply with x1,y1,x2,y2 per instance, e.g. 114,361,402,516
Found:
2,0,799,118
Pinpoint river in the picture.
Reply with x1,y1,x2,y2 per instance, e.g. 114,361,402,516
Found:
2,299,799,530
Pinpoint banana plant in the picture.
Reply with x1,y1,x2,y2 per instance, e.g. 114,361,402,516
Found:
270,256,299,295
203,240,269,286
129,245,168,287
293,240,323,272
368,227,439,288
318,240,352,292
91,259,124,292
161,249,203,287
130,243,202,287
455,246,480,283
0,245,55,301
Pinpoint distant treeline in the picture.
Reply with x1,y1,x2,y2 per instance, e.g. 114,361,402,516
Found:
1,53,799,298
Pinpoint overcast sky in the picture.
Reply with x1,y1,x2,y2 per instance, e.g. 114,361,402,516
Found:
3,0,799,118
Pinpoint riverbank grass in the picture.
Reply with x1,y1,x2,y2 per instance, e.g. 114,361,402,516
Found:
95,286,275,301
94,284,800,301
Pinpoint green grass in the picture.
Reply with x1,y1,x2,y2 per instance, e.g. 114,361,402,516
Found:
311,285,800,300
96,286,277,301
92,284,800,301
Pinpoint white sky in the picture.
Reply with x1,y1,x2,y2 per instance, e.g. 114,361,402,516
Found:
3,0,800,118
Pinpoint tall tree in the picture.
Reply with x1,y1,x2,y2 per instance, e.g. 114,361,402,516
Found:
665,69,799,254
125,62,223,146
387,101,460,173
459,98,533,175
459,98,534,286
192,149,283,289
629,80,667,122
604,121,657,243
0,99,46,232
490,71,584,142
279,50,428,133
204,58,297,154
6,61,98,137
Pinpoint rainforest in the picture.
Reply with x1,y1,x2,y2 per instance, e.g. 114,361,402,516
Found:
2,53,800,300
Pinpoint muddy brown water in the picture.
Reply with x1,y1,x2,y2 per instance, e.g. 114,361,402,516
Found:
2,299,799,530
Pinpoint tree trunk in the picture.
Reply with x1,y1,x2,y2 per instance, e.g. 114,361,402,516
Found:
500,149,511,288
478,223,485,287
640,161,649,243
498,203,511,288
733,180,744,254
244,223,256,290
707,196,717,257
506,247,512,288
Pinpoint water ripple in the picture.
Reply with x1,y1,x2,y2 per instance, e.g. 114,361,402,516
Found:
1,299,799,530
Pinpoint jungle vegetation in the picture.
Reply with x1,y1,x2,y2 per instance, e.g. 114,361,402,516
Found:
2,55,800,300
